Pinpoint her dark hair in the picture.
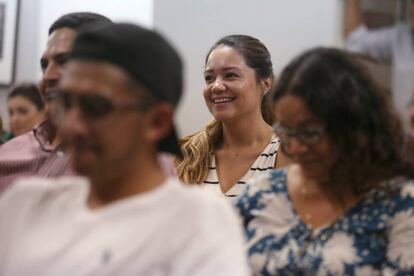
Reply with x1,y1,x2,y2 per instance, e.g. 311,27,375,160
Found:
273,47,414,198
206,34,275,124
8,83,44,111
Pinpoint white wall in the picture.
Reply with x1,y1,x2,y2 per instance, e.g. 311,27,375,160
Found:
154,0,344,136
38,0,154,77
1,0,344,135
1,0,154,130
0,0,40,129
0,0,19,85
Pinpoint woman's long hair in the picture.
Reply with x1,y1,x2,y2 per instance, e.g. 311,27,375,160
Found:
272,47,414,200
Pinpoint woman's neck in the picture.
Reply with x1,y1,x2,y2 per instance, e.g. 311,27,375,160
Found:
287,164,362,228
220,114,272,149
290,164,360,208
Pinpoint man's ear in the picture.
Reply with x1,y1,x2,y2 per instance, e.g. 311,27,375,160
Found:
144,102,175,144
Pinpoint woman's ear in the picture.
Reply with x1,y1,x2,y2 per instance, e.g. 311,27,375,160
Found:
260,76,273,96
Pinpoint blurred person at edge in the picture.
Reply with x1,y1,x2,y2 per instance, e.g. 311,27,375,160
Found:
235,47,414,275
0,23,249,276
410,94,414,137
0,12,112,191
176,34,290,198
7,83,45,137
345,0,414,132
0,117,13,144
404,93,414,163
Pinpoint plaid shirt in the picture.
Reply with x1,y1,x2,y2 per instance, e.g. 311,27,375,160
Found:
0,119,74,192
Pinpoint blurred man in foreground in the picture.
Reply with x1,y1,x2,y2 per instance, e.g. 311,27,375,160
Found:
0,23,249,275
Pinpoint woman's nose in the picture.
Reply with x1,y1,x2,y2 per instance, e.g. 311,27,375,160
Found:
211,79,226,92
282,136,309,156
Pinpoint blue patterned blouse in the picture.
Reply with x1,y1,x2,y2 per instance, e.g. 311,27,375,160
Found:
235,168,414,275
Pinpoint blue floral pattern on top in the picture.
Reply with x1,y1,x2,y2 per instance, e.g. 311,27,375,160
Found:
235,168,414,275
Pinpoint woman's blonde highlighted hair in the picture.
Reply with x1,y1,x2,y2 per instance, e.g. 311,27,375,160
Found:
176,119,222,183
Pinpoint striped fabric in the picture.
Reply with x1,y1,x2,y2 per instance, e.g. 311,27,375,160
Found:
202,134,280,197
0,120,74,192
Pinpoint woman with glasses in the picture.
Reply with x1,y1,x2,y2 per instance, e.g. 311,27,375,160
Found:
175,34,289,197
235,47,414,274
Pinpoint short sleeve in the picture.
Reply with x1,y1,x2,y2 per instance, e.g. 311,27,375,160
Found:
346,25,395,61
234,169,286,227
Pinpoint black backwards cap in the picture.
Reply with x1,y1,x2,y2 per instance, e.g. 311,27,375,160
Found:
70,23,183,156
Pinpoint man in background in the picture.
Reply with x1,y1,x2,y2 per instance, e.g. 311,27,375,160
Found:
0,12,112,191
344,0,414,131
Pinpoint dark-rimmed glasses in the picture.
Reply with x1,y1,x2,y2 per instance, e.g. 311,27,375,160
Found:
57,90,153,119
272,122,326,147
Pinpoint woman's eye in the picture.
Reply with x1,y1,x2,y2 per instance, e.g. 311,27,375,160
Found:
300,130,322,144
303,131,318,139
204,75,214,83
226,72,238,78
17,108,29,115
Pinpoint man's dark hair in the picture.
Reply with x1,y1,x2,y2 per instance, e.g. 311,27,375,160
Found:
70,23,183,156
48,12,112,35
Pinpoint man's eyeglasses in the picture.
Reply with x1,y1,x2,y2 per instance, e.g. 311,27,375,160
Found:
272,122,325,147
57,90,152,119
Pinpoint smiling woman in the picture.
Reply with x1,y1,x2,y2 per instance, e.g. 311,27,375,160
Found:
175,34,290,197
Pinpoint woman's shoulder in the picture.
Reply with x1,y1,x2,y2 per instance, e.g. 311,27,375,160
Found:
267,133,280,151
376,177,414,200
360,177,414,217
386,177,414,210
261,133,280,158
239,168,288,198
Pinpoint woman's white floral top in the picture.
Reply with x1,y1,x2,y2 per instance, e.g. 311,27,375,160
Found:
235,168,414,275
